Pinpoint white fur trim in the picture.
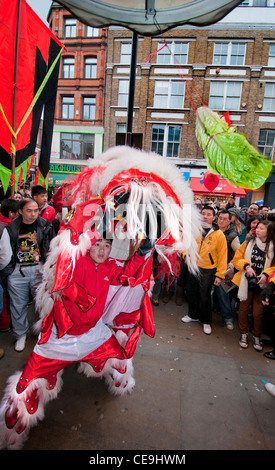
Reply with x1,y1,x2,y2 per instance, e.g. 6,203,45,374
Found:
78,355,135,396
0,370,63,450
78,330,135,396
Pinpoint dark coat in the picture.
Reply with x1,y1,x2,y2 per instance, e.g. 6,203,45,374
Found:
0,215,55,281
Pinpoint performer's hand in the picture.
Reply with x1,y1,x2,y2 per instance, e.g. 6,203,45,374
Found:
137,236,155,256
260,282,275,305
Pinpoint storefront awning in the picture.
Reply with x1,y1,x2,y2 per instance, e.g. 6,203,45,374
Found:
56,0,243,36
190,177,246,197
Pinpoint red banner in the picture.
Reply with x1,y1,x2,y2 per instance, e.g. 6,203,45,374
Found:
0,0,64,191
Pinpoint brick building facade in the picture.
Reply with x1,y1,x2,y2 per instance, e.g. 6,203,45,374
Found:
47,2,107,186
104,4,275,206
46,2,275,206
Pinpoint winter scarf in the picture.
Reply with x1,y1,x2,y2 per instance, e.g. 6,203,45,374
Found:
238,237,274,301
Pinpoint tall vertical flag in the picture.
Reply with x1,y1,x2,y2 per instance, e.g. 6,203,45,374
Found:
0,0,64,193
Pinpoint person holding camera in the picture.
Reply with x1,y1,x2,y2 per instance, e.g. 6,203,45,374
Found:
231,220,275,351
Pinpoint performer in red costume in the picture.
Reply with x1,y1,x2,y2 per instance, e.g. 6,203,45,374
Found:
0,146,201,449
0,234,154,449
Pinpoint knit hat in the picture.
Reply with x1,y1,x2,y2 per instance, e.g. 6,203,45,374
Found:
228,207,240,219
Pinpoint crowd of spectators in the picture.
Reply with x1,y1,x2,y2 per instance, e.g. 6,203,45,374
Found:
152,192,275,361
0,186,275,364
0,185,58,356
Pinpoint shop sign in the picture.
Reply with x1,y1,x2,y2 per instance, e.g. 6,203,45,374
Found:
50,163,85,174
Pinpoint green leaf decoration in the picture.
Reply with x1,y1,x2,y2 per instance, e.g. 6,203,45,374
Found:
195,106,272,190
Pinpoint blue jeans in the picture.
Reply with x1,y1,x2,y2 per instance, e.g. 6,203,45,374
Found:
7,264,43,338
213,284,233,322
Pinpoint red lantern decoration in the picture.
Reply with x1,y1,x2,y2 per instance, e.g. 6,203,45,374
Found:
203,172,220,192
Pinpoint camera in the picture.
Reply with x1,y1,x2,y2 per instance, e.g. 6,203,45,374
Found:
245,274,262,293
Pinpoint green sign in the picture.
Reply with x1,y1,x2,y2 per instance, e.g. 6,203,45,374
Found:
50,163,85,174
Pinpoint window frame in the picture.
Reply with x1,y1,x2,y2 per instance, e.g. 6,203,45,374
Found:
86,26,99,37
263,82,275,111
239,0,272,6
268,44,275,67
157,40,189,65
83,96,96,121
64,18,76,38
213,41,247,66
258,129,275,160
153,80,185,109
208,80,242,110
151,123,181,158
60,132,95,160
118,80,129,107
120,42,132,64
61,96,74,120
84,56,97,79
62,56,75,79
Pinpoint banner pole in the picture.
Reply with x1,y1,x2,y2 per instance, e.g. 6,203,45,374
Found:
11,0,22,197
126,31,138,147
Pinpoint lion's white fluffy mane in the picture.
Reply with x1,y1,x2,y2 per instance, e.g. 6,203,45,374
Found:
34,146,201,332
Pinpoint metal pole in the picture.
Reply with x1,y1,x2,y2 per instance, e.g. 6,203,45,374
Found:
126,31,138,147
11,0,22,197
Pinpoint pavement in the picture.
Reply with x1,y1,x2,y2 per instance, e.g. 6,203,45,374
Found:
0,295,275,453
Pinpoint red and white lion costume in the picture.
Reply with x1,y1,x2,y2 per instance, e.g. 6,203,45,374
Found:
0,146,201,449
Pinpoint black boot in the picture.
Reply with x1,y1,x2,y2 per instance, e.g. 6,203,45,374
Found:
264,349,275,360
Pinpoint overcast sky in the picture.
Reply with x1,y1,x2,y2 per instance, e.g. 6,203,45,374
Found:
26,0,52,24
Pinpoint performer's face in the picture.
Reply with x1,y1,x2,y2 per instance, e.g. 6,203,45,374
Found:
89,239,112,266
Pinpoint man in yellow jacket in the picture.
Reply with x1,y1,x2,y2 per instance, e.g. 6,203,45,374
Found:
181,205,228,335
